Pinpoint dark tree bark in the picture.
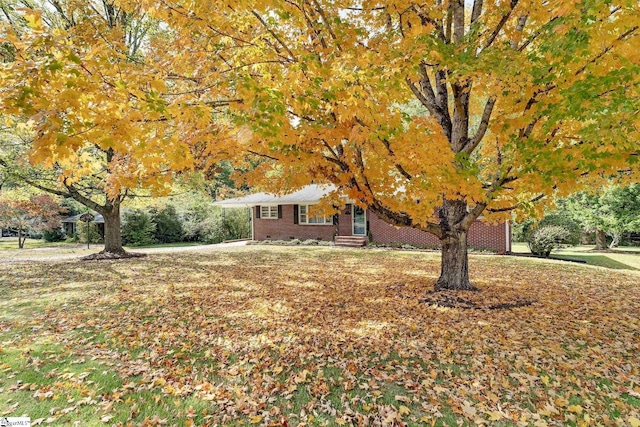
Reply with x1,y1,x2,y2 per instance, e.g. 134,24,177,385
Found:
81,201,145,260
99,203,126,255
436,229,472,290
595,229,607,250
435,199,474,290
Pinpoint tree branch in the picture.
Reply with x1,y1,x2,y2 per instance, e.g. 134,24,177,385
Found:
247,149,280,161
61,179,107,213
369,201,443,238
575,26,638,76
470,0,483,24
518,16,559,52
462,95,496,154
380,138,412,181
251,9,298,62
434,69,451,138
412,5,447,42
310,0,342,51
482,0,519,51
405,77,436,115
452,0,464,42
510,14,528,50
487,193,545,212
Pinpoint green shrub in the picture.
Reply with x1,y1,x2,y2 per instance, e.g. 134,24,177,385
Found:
528,225,574,257
220,208,251,242
121,209,156,246
43,228,66,242
516,213,582,246
513,219,533,242
198,213,226,244
151,205,184,243
538,214,582,244
519,212,582,256
77,223,103,244
182,205,250,244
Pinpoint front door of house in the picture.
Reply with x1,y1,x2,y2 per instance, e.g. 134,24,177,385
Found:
353,206,366,235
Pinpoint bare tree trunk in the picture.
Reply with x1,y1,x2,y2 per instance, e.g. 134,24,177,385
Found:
18,229,24,249
101,205,125,255
81,202,145,260
436,229,473,290
595,229,607,250
435,199,474,291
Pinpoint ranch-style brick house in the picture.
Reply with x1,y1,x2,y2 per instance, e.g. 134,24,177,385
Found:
216,185,512,253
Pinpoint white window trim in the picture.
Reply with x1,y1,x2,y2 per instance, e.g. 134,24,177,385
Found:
299,204,331,225
260,205,279,219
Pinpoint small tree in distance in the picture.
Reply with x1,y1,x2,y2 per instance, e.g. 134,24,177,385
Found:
562,184,640,249
0,194,64,248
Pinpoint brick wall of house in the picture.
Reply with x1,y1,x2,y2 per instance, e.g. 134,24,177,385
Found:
253,205,337,241
367,211,509,253
252,205,510,253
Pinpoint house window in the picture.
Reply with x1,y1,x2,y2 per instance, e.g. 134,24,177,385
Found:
299,205,331,225
261,205,279,219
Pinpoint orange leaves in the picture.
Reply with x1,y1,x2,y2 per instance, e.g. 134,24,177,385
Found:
0,5,223,204
1,247,639,424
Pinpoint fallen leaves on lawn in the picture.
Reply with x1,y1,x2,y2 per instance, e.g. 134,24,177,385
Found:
0,247,639,426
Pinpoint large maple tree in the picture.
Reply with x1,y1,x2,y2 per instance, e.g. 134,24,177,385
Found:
0,1,220,257
133,0,639,290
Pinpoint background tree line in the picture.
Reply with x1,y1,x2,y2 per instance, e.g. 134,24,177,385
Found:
0,189,251,248
514,183,640,256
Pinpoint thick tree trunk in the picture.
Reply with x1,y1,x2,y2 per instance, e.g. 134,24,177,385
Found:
436,229,473,290
435,199,474,291
595,229,607,250
82,203,145,260
101,205,126,255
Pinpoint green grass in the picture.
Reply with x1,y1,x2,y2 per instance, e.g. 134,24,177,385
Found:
125,242,211,249
0,238,67,250
0,238,213,253
0,339,125,423
511,242,640,270
551,254,637,270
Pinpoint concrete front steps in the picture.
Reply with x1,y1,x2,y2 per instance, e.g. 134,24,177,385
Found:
334,236,368,247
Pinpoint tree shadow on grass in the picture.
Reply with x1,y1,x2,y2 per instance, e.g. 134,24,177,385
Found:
419,289,534,310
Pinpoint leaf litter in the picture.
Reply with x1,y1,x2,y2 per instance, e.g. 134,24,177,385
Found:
0,246,639,426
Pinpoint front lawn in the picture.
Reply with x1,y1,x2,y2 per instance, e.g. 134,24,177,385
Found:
0,237,69,250
511,242,640,270
1,247,639,426
0,240,216,262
